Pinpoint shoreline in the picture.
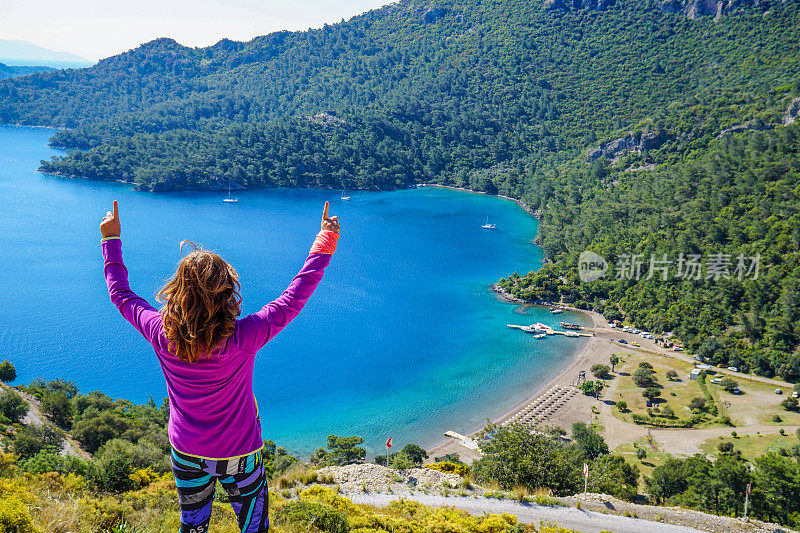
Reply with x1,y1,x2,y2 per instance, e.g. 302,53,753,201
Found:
420,183,541,219
426,292,606,461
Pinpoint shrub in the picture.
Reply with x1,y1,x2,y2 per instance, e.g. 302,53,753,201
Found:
781,397,799,412
390,451,414,470
0,390,28,423
310,435,366,466
718,442,735,454
12,424,64,459
689,397,707,412
0,360,16,383
615,400,628,412
41,390,73,428
720,377,739,393
0,496,36,533
79,496,134,531
472,423,582,495
399,444,428,466
273,500,348,533
572,422,609,460
632,367,657,388
665,370,679,381
591,364,612,380
88,455,135,493
425,461,469,476
643,387,661,401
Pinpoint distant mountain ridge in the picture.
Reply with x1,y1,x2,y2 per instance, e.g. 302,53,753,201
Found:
0,38,93,68
0,0,796,193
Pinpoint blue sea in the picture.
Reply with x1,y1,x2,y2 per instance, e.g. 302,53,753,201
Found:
0,125,588,456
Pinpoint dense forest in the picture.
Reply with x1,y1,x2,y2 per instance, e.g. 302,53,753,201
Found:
0,62,53,80
0,0,799,377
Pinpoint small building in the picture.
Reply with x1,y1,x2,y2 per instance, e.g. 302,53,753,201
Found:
689,368,702,380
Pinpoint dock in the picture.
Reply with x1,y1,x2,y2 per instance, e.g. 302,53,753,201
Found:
506,324,594,337
444,431,481,451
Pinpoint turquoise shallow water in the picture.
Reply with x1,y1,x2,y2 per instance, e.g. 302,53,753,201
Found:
0,125,589,456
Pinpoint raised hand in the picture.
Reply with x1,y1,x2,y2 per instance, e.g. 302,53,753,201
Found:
321,201,340,233
100,200,121,238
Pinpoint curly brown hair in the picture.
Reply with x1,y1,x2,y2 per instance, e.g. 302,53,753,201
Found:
156,241,242,362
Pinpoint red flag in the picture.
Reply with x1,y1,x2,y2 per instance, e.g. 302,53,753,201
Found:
746,482,751,495
386,437,393,448
583,463,589,477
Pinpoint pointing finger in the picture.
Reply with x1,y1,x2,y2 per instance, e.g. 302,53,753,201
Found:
323,201,329,220
113,200,119,220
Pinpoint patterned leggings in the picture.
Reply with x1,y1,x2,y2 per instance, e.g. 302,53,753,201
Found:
170,448,269,533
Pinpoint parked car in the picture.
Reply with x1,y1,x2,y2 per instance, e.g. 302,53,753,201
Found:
672,346,683,352
631,342,641,347
775,389,783,395
793,391,799,398
607,323,616,328
727,367,739,372
618,339,628,344
710,378,722,384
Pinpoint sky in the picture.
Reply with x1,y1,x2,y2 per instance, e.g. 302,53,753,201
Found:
0,0,392,61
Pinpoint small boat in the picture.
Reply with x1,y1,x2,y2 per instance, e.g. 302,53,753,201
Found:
559,322,581,330
550,308,563,314
533,333,547,339
481,216,496,229
223,182,238,203
341,189,351,200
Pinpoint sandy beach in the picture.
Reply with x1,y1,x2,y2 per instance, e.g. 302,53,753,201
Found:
426,304,620,462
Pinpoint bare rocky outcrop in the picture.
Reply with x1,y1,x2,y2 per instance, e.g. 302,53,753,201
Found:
315,463,464,493
306,111,347,128
658,0,771,20
783,96,800,126
717,119,776,138
586,130,669,161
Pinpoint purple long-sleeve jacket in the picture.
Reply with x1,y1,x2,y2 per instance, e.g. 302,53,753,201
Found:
102,236,334,459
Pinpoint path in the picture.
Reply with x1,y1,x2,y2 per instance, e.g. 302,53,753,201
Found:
2,383,89,459
345,492,761,533
652,424,800,457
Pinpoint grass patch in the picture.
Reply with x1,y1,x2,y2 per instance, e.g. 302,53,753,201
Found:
614,439,674,481
607,353,716,428
700,433,799,462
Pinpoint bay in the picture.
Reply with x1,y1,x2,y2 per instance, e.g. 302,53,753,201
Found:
0,125,588,456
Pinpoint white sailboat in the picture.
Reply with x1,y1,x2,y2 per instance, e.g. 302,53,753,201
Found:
481,216,496,229
341,188,351,200
223,182,238,203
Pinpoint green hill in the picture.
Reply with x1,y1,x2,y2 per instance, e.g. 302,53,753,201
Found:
0,63,55,81
0,0,798,377
0,0,795,192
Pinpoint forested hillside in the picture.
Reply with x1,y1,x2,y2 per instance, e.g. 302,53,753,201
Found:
0,0,795,192
0,63,54,80
1,0,799,378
